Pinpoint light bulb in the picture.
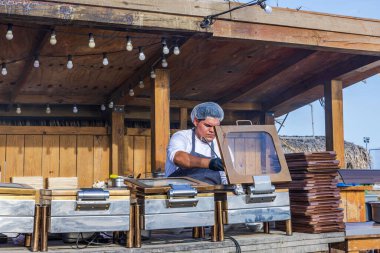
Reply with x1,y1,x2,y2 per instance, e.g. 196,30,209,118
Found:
50,30,57,45
88,33,95,48
150,70,156,79
1,63,7,76
67,55,73,69
6,24,13,40
46,105,51,114
102,53,109,66
33,57,40,68
108,101,114,109
138,47,145,61
173,45,180,55
259,2,272,14
16,105,21,114
73,105,78,114
162,58,168,68
129,88,134,96
100,104,106,111
126,36,133,51
138,80,144,89
163,45,169,55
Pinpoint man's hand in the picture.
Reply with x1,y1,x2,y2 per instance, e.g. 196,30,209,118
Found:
208,158,224,171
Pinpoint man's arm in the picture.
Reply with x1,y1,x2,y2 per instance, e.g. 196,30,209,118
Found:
173,151,210,169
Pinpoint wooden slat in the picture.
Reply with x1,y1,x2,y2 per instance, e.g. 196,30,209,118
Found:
24,135,43,176
0,126,107,135
146,137,152,177
93,135,110,182
42,135,60,178
59,135,77,177
180,107,188,130
77,135,94,187
124,135,134,177
339,191,348,222
5,135,25,183
325,80,345,168
151,69,170,173
133,136,146,178
0,135,6,182
111,106,125,176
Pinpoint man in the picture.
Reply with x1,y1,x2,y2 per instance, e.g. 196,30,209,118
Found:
165,102,227,185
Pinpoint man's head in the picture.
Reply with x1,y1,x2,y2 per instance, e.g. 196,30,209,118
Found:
191,102,224,142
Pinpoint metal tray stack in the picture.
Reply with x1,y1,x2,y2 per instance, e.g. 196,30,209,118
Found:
283,151,345,233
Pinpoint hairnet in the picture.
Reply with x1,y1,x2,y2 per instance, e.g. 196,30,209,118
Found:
190,102,224,122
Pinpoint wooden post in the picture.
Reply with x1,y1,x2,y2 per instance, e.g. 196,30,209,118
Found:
151,69,170,173
179,107,188,130
260,111,275,125
111,105,125,176
325,80,345,168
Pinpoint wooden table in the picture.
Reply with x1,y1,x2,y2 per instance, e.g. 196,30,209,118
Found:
339,186,373,222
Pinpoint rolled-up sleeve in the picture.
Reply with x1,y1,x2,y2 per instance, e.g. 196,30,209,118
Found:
167,132,189,163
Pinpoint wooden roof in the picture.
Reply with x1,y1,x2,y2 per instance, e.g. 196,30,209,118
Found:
0,0,380,118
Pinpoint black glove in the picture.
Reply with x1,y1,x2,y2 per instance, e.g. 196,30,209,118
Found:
209,158,224,171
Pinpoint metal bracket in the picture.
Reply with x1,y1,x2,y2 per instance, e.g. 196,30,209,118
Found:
75,201,111,211
246,175,276,203
166,184,199,208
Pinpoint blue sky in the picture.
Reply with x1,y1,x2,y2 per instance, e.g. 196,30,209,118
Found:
256,0,380,149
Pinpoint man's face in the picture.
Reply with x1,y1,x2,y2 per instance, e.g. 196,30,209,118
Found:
193,117,220,142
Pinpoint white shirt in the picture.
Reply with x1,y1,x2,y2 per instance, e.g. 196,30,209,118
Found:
165,129,228,184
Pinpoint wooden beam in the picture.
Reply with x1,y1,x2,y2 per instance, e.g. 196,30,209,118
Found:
10,29,51,103
179,107,188,129
126,97,262,111
0,126,107,135
260,112,275,125
111,105,125,176
325,80,345,168
217,50,316,104
337,60,380,86
265,55,380,113
151,69,170,173
213,21,380,56
11,94,105,105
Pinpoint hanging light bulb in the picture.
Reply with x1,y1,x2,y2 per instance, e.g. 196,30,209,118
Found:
46,104,51,114
1,63,7,76
6,24,13,40
16,105,21,114
50,29,57,45
126,36,133,51
150,70,156,79
173,44,180,55
102,53,109,66
88,33,96,48
138,47,145,61
33,55,40,68
259,1,272,14
161,57,168,68
100,104,106,111
138,80,144,89
162,38,169,55
67,55,73,69
73,105,78,114
129,88,135,96
108,101,114,109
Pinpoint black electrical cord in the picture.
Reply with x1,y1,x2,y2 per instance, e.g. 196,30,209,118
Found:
226,235,241,253
70,232,112,249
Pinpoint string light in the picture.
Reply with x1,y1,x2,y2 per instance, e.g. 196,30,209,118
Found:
100,104,106,111
16,105,21,114
126,36,133,51
108,101,114,109
33,55,40,68
88,33,96,48
1,63,7,76
6,24,13,40
162,38,169,55
45,104,51,114
138,47,146,61
129,88,135,96
50,29,57,45
173,44,180,55
102,53,109,66
259,1,272,13
73,105,78,113
67,55,73,69
161,56,168,68
138,79,144,89
150,70,156,79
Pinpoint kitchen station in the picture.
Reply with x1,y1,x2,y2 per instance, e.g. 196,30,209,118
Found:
1,0,380,252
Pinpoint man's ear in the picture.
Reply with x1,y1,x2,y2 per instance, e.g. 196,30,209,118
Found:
193,118,199,127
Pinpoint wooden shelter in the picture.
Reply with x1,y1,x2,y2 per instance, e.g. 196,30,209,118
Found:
0,0,380,187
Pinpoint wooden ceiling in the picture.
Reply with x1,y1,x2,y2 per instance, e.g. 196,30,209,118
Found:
0,19,379,118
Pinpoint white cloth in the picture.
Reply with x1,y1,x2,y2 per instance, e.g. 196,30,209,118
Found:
165,129,228,184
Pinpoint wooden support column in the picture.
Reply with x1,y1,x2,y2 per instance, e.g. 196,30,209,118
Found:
179,107,188,130
325,80,345,168
151,69,170,173
111,106,125,176
260,111,275,125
